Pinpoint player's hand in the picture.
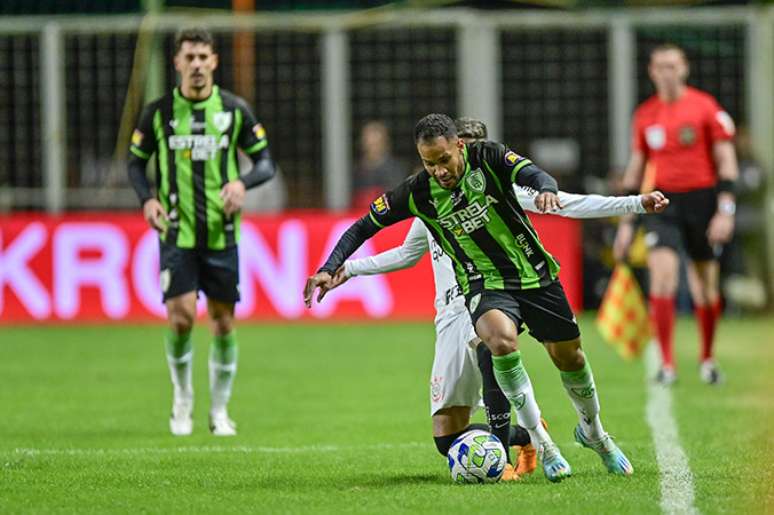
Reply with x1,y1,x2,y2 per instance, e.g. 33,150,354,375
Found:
142,199,168,232
641,190,670,213
534,191,563,213
329,266,351,289
613,222,634,262
304,271,333,308
220,179,246,216
707,212,734,246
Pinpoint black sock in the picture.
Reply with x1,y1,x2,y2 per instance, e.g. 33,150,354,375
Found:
433,423,490,456
509,425,531,446
476,343,514,463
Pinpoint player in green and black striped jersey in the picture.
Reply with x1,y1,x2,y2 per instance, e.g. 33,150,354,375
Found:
305,114,633,481
127,27,276,438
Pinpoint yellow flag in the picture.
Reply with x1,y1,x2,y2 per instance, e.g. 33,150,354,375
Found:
596,264,651,360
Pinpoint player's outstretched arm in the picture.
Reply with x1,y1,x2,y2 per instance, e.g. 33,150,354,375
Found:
344,218,429,278
516,188,669,218
304,214,383,307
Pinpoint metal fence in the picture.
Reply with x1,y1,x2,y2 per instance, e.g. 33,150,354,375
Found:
0,8,772,221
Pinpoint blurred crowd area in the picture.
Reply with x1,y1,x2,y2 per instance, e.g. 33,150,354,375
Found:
0,1,770,311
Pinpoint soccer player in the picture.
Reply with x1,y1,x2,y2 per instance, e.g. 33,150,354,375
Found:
329,117,666,481
306,114,635,482
127,28,276,436
613,43,738,385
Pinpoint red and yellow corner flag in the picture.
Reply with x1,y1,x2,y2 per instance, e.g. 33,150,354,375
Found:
596,264,651,360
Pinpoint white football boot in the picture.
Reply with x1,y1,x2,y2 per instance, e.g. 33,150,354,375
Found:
170,394,193,436
209,409,237,436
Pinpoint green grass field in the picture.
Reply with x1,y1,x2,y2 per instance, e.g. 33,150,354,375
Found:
1,314,773,514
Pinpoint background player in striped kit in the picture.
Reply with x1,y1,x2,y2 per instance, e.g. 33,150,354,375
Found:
128,27,276,436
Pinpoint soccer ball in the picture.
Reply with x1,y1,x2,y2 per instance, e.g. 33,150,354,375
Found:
447,429,507,484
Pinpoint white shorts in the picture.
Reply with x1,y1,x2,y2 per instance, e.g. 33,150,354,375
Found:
429,311,483,416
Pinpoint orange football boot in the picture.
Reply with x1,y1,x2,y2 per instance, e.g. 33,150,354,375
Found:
514,418,548,476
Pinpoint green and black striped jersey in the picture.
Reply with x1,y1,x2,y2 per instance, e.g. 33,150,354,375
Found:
368,141,560,293
130,86,269,250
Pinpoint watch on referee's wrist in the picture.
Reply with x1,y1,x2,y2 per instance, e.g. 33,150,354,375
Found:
718,199,736,216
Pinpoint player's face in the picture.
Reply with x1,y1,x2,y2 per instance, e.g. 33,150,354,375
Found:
648,49,688,95
417,136,466,190
175,41,218,91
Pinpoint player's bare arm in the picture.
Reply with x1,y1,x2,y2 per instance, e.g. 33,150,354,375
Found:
142,198,168,232
707,140,739,245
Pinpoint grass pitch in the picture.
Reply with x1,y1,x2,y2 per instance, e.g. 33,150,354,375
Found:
1,315,773,514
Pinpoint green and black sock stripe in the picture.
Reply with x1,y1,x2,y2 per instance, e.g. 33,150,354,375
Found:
192,108,208,248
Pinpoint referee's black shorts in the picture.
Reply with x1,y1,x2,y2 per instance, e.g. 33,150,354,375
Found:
159,241,240,304
465,280,580,343
642,187,717,261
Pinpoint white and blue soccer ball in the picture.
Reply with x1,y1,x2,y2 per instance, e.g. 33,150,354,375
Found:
447,429,507,484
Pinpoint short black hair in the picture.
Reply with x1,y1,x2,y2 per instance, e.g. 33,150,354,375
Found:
650,42,687,61
414,114,457,144
455,117,488,141
174,27,215,55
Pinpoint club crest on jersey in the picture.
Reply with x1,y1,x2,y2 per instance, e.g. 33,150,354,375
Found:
466,168,486,193
504,150,520,166
371,194,390,215
213,111,233,132
645,125,666,150
678,125,696,146
252,123,266,140
131,129,144,146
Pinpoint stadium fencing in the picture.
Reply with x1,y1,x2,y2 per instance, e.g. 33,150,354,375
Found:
0,6,772,288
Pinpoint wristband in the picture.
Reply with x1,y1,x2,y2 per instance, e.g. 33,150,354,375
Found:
717,179,735,194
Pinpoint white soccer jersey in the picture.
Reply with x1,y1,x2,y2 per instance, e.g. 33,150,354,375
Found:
343,189,646,326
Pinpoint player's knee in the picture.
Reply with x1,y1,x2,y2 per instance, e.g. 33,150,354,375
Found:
546,340,585,371
210,314,234,337
168,310,195,334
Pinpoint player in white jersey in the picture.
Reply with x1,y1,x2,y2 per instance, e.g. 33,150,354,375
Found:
331,119,668,480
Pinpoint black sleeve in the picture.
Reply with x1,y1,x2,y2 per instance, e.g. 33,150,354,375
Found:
514,163,558,194
239,147,276,189
236,101,269,157
317,176,416,274
127,154,153,206
317,215,382,274
128,103,158,161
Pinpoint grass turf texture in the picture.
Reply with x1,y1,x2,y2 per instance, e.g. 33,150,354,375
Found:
1,315,772,514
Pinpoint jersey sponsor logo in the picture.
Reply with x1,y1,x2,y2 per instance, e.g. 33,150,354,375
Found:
465,168,486,193
443,284,463,306
504,150,520,166
678,125,696,146
716,110,735,136
645,125,666,150
515,233,535,257
252,123,266,140
168,134,229,161
371,194,390,215
213,111,233,132
131,129,144,147
438,195,499,236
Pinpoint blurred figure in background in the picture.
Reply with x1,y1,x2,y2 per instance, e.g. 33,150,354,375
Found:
351,121,405,209
128,28,276,436
614,43,738,386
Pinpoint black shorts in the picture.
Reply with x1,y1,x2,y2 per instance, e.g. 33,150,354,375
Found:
159,242,240,304
465,280,580,343
643,187,718,261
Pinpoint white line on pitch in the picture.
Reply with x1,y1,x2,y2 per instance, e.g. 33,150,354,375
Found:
11,442,427,457
645,343,700,515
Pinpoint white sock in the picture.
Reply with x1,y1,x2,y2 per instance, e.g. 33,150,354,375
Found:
167,350,193,400
560,361,605,441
